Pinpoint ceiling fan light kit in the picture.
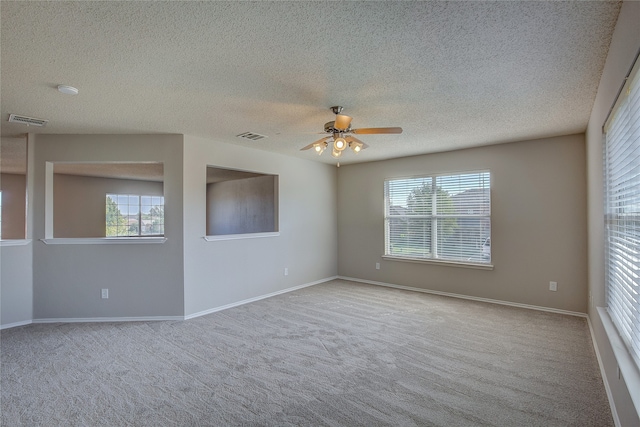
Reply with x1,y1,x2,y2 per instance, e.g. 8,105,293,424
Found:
300,106,402,162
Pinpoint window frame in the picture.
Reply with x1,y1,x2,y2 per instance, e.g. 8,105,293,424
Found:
105,193,165,238
603,51,640,375
383,170,492,269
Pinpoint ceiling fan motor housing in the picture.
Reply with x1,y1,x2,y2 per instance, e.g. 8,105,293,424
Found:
324,121,336,133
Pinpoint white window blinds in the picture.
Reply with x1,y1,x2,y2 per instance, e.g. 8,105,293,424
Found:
604,54,640,369
384,171,491,264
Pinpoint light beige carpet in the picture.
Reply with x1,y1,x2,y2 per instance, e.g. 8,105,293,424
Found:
1,279,613,426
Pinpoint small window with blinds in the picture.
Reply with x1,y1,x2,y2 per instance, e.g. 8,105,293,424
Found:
384,171,491,265
604,53,640,370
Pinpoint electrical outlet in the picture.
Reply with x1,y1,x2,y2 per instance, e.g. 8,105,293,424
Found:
549,281,557,292
284,267,288,276
376,262,380,270
101,288,109,299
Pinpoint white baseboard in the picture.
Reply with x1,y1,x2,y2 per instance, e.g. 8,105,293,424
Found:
0,319,33,330
337,276,587,318
33,316,184,324
5,277,338,327
587,316,621,427
185,276,338,320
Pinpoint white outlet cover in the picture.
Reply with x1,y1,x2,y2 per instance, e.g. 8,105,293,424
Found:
101,289,109,299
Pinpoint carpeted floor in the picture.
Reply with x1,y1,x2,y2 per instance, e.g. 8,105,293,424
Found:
1,279,613,426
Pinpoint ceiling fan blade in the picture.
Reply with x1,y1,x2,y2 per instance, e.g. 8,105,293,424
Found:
352,127,403,135
300,136,331,151
334,114,352,131
345,136,369,149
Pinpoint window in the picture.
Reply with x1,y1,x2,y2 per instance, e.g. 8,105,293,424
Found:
384,171,491,264
604,55,640,369
106,194,164,237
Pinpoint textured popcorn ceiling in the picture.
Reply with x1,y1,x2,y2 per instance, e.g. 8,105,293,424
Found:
0,1,622,166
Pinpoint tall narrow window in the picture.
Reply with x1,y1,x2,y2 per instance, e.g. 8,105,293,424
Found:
604,55,640,369
106,194,164,237
384,171,491,264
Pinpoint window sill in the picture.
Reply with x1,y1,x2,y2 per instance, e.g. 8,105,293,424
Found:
597,307,640,418
41,237,167,245
0,239,32,247
382,255,494,270
203,232,280,242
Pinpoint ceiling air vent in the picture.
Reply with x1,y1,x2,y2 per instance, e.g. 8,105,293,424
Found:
237,132,267,141
8,114,48,127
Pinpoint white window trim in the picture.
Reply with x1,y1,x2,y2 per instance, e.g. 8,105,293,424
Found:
203,232,280,241
598,307,640,419
382,255,494,270
600,48,640,421
0,239,32,247
41,237,167,245
106,193,165,238
384,170,491,268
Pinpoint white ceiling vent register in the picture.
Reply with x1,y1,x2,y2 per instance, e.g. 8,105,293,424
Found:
8,114,48,127
237,132,267,141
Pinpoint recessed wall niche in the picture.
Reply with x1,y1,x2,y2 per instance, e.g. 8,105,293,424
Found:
206,166,278,236
51,162,164,238
0,137,27,239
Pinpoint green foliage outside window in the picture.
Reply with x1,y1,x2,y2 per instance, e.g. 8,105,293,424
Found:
106,196,130,237
106,194,164,237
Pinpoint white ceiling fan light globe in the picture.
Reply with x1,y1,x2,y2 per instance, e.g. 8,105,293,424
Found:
350,141,363,153
334,137,347,151
313,141,327,155
331,148,342,158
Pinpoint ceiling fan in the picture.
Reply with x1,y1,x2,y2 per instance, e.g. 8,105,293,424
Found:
300,106,402,160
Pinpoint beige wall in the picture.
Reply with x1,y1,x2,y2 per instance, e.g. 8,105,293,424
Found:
337,134,587,313
586,1,640,425
183,135,338,317
32,134,184,319
0,243,32,327
0,136,33,328
54,174,163,238
10,131,338,323
0,173,26,239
